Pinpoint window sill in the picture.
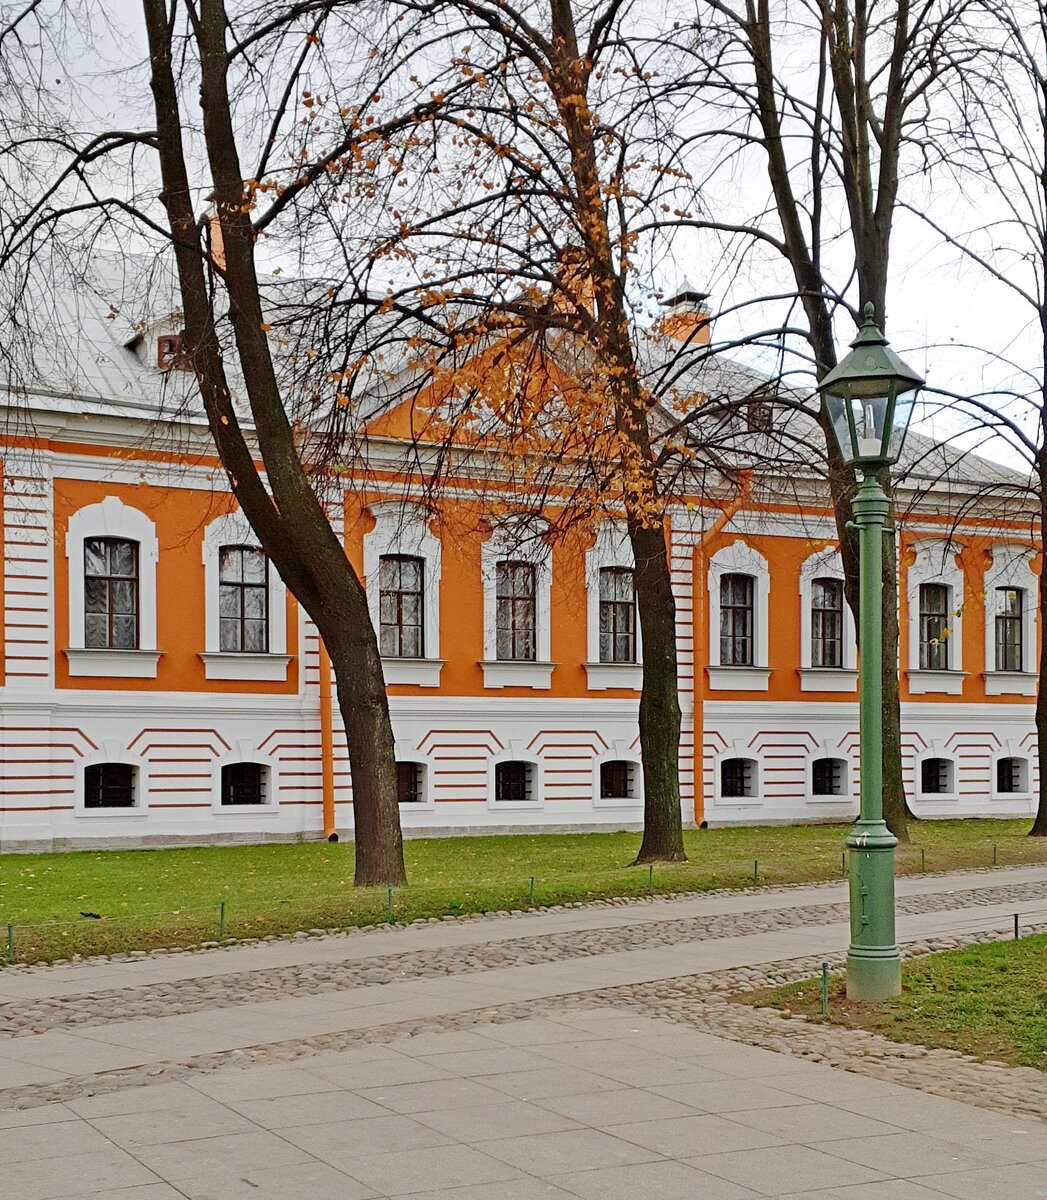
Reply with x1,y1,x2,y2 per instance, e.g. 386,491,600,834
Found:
200,652,292,682
75,807,148,818
907,670,967,695
706,666,772,692
65,649,162,679
713,794,763,807
213,804,281,817
594,793,642,809
993,791,1033,802
585,662,642,691
798,667,858,693
916,793,960,802
807,793,853,804
382,657,445,688
983,671,1037,697
480,660,556,689
488,799,544,812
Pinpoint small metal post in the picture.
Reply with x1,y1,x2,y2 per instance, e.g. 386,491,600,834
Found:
820,962,830,1016
993,843,998,866
1014,913,1019,941
647,864,654,897
528,876,535,906
386,886,394,923
753,859,759,884
920,849,926,873
218,900,225,941
842,850,847,876
5,922,12,964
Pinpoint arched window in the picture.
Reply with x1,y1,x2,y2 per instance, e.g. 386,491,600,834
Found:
221,762,268,806
84,763,136,809
397,762,425,804
919,583,950,670
496,561,537,661
720,757,757,798
719,574,755,666
995,588,1024,673
920,757,954,795
600,760,637,801
810,579,844,668
599,568,636,664
84,538,139,650
219,545,269,653
380,556,425,658
811,757,847,796
495,760,534,803
66,497,160,677
996,757,1028,795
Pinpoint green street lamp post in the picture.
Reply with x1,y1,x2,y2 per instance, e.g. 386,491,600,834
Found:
819,303,925,1003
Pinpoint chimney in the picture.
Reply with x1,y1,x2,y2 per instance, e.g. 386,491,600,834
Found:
658,283,710,345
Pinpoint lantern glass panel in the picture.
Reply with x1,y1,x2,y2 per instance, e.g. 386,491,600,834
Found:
887,387,918,462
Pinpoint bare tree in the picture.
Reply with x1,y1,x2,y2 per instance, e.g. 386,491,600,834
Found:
0,0,434,884
679,0,980,840
310,0,739,862
905,0,1047,833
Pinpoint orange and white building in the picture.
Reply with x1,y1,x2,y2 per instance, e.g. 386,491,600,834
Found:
0,273,1039,850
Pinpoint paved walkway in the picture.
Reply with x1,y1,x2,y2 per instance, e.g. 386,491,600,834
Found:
2,865,1047,1198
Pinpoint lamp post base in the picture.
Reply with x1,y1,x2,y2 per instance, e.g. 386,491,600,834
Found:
845,819,902,1002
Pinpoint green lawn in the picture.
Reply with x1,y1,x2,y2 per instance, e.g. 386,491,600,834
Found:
751,935,1047,1071
1,818,1045,964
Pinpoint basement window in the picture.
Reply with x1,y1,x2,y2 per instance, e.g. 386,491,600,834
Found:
221,762,267,806
84,763,137,809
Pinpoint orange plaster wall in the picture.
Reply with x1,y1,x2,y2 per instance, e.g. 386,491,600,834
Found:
53,477,299,694
898,530,1042,705
344,494,628,700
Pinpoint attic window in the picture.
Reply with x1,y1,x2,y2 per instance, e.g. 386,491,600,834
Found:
157,333,190,371
746,402,773,433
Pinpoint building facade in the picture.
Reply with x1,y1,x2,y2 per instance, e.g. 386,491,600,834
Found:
0,286,1039,850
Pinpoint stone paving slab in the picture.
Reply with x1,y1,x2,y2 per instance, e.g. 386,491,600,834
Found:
1,867,1047,1197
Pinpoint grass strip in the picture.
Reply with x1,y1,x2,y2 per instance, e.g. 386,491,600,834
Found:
2,819,1046,964
749,934,1047,1071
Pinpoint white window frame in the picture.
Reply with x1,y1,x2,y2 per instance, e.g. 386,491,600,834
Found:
584,520,642,690
807,749,854,804
713,743,762,807
983,544,1037,695
592,745,643,809
990,744,1034,802
200,511,290,681
65,497,161,678
480,519,554,689
487,748,543,811
906,539,966,695
75,740,149,817
798,548,857,692
707,540,771,691
364,501,444,687
913,746,959,802
212,741,280,815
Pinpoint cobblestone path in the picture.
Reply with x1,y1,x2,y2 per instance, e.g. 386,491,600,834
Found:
4,875,1047,1040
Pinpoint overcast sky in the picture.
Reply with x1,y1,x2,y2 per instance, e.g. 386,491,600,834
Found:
32,0,1044,471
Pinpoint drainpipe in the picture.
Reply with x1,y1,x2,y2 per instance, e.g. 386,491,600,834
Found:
318,639,338,842
692,472,753,827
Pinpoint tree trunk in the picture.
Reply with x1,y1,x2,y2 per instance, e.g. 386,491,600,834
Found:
143,0,406,884
329,631,406,882
1031,475,1047,836
631,518,686,863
